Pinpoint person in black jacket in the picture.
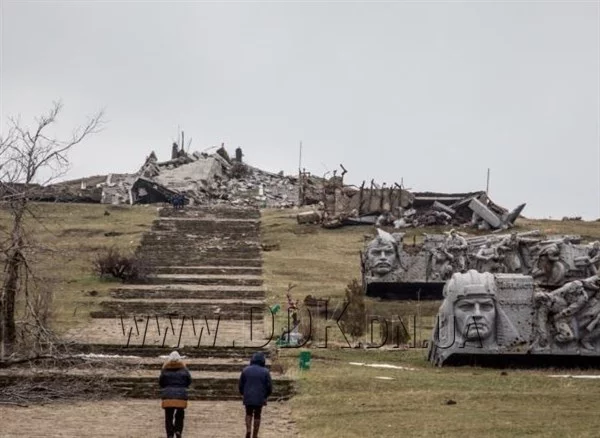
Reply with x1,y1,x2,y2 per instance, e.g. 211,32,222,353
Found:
159,351,192,438
238,352,272,438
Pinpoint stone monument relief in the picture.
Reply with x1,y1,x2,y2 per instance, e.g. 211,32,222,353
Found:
361,227,600,299
362,228,600,365
428,271,600,366
363,229,405,282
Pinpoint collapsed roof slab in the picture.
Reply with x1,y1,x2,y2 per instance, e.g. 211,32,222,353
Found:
469,197,503,228
155,156,223,191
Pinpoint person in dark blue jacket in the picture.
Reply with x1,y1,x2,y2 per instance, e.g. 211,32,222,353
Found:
238,352,272,438
159,351,192,438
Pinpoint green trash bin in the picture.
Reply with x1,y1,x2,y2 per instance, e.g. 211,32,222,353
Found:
299,351,311,370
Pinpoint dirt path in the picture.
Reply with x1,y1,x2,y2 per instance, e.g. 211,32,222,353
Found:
0,400,298,437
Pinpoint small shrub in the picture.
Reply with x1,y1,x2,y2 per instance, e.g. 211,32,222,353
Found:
339,278,367,342
93,247,147,282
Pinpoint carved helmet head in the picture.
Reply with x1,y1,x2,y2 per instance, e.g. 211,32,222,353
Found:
436,270,520,347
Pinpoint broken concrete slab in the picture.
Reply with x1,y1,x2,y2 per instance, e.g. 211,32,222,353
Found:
432,201,456,216
297,211,321,225
469,197,503,228
504,203,527,225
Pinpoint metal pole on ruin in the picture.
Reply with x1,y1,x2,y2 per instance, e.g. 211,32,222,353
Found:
298,141,303,206
486,168,490,195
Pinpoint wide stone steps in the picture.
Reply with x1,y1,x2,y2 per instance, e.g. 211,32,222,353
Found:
65,344,274,359
110,285,265,300
148,220,259,227
0,370,294,400
144,258,263,268
145,274,263,287
57,205,289,402
152,266,263,276
140,244,261,253
159,207,261,220
151,219,259,230
91,299,266,319
144,235,260,242
138,253,262,266
142,227,260,237
63,319,274,348
63,356,273,372
138,258,262,268
138,249,262,258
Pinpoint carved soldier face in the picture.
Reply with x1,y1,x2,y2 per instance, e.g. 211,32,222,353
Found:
454,296,496,342
367,242,398,276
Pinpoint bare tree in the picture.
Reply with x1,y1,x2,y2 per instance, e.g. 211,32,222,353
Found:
0,101,104,360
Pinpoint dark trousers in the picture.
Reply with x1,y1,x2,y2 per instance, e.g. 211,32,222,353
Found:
164,408,185,436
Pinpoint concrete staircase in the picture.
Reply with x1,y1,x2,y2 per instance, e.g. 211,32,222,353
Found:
8,205,294,401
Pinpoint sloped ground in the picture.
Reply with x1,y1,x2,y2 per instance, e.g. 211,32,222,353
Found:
262,210,600,437
3,205,600,437
0,204,297,437
0,400,298,437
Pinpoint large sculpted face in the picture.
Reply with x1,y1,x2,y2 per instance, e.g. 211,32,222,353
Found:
367,241,398,276
454,295,496,342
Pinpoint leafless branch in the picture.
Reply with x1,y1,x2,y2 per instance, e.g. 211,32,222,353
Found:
0,101,105,359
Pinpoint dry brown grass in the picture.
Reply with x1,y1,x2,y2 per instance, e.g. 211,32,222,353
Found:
264,209,600,437
517,217,600,240
261,209,600,308
0,202,157,334
0,205,599,437
279,348,600,438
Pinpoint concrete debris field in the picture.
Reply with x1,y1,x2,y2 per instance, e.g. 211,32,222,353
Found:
18,142,527,231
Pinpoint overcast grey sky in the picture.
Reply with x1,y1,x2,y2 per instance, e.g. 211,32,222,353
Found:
1,1,599,219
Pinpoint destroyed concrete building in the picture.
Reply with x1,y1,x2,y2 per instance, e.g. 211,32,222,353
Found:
23,140,526,229
311,171,526,231
31,143,305,208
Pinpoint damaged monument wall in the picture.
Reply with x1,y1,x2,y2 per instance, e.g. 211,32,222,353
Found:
427,270,600,367
26,142,525,226
316,173,525,231
362,228,599,300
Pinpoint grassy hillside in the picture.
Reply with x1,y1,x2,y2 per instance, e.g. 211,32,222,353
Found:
2,204,600,437
0,202,157,333
262,209,600,438
281,348,600,438
261,208,600,304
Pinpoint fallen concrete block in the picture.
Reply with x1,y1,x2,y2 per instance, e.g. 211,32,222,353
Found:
504,203,526,225
432,201,456,216
468,198,502,228
297,211,321,225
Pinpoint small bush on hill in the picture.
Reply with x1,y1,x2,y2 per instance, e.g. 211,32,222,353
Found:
339,278,367,342
93,247,147,282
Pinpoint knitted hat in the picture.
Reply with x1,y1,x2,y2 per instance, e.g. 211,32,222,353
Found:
168,351,181,361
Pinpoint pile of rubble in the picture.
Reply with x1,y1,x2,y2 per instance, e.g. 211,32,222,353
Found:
298,176,526,231
31,141,526,231
376,191,526,231
214,166,299,208
42,143,305,208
